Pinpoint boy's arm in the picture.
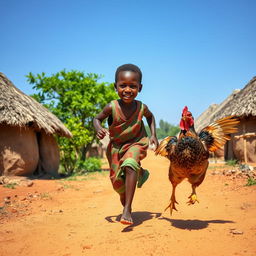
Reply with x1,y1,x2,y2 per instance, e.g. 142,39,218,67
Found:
143,104,159,150
93,103,112,140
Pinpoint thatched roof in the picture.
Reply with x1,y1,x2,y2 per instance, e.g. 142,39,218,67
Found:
195,104,218,132
0,72,72,138
210,77,256,121
195,89,241,132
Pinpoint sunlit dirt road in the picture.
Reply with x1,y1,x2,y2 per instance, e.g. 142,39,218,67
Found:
0,151,256,256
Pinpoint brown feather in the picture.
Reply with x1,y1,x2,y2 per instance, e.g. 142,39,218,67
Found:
155,136,172,157
201,116,239,152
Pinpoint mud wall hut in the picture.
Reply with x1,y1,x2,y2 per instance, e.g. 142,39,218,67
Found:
195,90,241,159
195,77,256,163
0,73,72,177
86,135,109,158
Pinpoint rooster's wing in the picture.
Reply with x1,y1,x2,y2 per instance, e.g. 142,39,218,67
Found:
155,136,177,157
199,116,239,152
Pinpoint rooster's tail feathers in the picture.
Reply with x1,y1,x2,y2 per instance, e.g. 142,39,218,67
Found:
199,116,239,152
155,136,173,157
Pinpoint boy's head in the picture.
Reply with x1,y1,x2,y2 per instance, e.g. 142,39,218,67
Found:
114,64,143,103
115,64,142,84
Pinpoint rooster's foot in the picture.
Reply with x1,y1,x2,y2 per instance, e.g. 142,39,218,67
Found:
187,194,199,205
165,198,179,215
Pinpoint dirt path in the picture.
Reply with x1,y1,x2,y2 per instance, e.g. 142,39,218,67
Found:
0,151,256,256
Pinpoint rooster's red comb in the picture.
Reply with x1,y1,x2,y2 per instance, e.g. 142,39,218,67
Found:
182,106,188,115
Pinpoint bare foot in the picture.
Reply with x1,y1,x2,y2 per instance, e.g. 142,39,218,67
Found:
120,206,133,225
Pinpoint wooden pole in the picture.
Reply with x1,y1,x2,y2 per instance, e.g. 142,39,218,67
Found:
242,123,248,164
234,132,256,139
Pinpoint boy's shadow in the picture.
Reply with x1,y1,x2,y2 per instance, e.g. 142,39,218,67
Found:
105,211,161,232
159,217,234,230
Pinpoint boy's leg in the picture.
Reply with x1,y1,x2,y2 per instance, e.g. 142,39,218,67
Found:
120,166,137,225
110,169,126,206
120,193,125,207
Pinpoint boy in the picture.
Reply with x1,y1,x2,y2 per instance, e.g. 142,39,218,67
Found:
93,64,158,225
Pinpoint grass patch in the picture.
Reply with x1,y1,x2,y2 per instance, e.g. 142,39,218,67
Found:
245,177,256,186
225,159,239,166
61,170,108,181
3,183,17,189
63,174,81,181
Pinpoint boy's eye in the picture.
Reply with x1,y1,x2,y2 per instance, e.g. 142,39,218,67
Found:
118,84,138,89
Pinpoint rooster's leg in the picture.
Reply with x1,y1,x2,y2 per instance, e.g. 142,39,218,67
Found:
187,166,207,205
165,183,179,215
187,185,199,205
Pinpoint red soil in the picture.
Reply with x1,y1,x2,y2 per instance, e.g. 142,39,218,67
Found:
0,151,255,256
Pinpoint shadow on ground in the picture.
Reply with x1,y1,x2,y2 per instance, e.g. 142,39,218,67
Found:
105,211,162,232
159,217,234,230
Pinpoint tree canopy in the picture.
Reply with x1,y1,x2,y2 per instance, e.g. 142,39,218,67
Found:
145,119,179,139
27,70,117,173
157,119,179,139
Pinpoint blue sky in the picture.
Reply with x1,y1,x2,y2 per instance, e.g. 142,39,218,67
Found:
1,0,256,126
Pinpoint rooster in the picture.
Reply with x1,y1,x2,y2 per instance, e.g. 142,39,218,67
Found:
155,106,239,214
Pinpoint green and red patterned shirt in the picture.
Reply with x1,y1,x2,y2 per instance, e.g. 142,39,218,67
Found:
106,100,149,194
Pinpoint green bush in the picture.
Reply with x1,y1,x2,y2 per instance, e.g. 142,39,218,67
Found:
3,183,17,189
246,177,256,186
225,159,239,166
77,157,102,173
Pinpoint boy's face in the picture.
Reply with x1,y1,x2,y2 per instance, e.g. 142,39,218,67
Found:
115,71,142,104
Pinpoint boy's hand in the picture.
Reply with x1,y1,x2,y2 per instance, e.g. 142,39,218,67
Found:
149,136,159,151
96,128,109,140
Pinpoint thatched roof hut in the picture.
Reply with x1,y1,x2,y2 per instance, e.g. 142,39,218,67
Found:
209,77,256,122
195,77,256,163
195,89,241,132
0,72,72,137
195,104,218,132
211,77,256,163
0,72,72,177
87,136,110,158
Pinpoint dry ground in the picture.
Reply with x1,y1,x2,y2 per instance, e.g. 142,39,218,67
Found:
0,151,256,256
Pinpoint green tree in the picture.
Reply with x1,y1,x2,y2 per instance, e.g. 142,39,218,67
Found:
145,119,179,140
157,119,179,139
27,70,117,174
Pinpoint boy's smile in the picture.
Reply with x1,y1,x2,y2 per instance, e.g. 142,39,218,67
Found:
115,71,142,104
